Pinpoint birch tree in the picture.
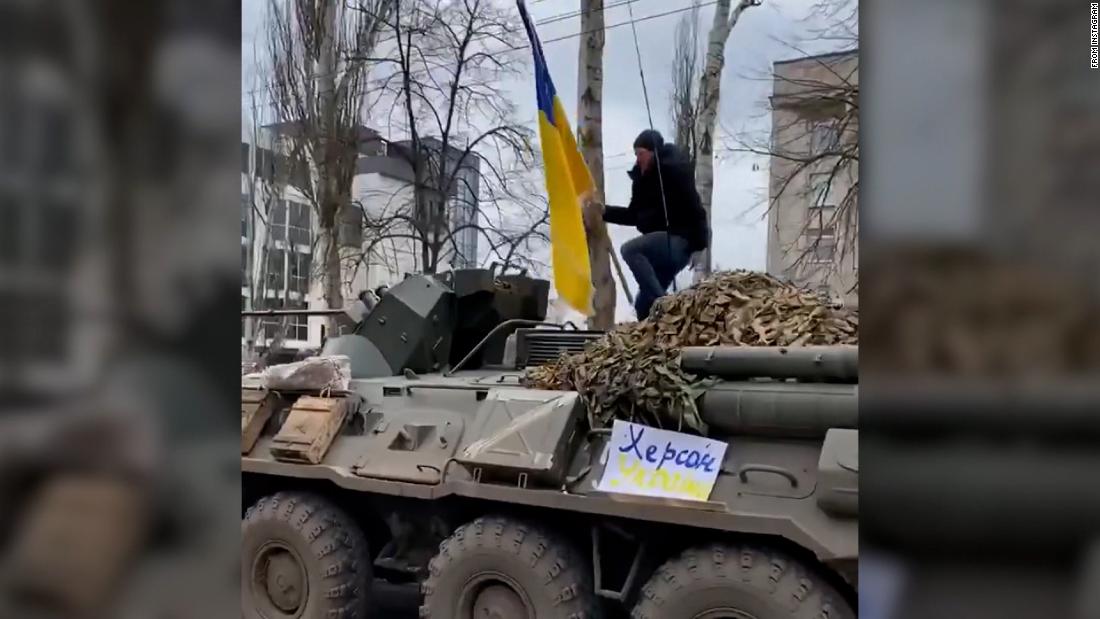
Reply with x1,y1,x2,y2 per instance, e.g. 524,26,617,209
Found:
577,0,616,329
692,0,762,282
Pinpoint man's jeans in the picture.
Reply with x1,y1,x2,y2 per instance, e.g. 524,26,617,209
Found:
620,232,693,320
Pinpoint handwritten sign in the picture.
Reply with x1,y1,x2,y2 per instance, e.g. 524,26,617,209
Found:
595,420,728,502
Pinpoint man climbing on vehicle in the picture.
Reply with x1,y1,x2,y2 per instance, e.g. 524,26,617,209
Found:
590,129,709,320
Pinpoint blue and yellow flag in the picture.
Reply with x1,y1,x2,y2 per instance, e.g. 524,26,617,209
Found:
517,0,594,316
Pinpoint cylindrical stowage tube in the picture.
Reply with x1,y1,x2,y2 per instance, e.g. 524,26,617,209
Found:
681,345,858,383
698,382,858,438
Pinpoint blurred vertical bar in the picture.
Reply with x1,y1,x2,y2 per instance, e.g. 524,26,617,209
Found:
862,0,1100,617
0,0,241,617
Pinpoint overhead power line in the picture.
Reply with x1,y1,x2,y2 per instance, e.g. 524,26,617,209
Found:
245,0,716,101
246,0,645,97
537,0,642,26
530,0,718,49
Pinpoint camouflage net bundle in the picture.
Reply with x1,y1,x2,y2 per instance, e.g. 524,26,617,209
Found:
526,270,859,434
861,248,1100,375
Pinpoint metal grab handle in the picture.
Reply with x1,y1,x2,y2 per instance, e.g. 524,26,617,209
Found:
737,464,799,488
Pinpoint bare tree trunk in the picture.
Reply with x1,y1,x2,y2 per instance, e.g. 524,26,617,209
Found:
316,0,345,334
243,96,258,359
692,0,759,283
577,0,616,329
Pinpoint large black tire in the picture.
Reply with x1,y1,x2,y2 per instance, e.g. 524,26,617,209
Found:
631,544,854,619
242,491,371,619
420,515,602,619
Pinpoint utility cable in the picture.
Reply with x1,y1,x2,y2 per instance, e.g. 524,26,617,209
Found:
244,0,722,105
623,0,677,295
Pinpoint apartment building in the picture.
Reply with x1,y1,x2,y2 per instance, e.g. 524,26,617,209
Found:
765,49,859,306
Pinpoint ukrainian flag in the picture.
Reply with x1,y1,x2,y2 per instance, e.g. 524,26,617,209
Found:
518,0,594,316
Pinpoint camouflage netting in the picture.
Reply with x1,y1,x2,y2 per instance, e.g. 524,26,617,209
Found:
525,270,858,434
861,248,1100,375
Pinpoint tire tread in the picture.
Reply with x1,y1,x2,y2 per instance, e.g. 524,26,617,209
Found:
242,491,370,619
631,543,853,619
419,515,601,619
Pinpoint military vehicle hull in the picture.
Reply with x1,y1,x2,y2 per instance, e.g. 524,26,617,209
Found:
241,271,857,619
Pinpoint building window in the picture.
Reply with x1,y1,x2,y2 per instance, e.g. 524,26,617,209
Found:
269,200,287,242
808,120,840,156
286,299,309,340
804,227,836,263
288,201,311,247
241,194,250,239
249,197,312,306
266,248,286,291
241,143,250,174
808,172,835,209
289,250,311,295
241,244,250,286
265,198,314,248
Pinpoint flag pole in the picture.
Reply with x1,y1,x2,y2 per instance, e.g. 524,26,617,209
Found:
606,234,633,304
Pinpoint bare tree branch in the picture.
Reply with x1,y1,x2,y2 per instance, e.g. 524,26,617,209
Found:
669,0,702,162
728,0,858,298
346,0,546,280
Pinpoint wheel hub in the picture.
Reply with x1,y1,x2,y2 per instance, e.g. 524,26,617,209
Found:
471,583,530,619
252,543,307,617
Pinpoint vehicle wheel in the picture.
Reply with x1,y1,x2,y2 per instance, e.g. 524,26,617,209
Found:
631,544,854,619
419,515,602,619
242,491,371,619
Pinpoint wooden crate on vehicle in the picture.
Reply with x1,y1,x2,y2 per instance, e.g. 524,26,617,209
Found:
269,395,348,464
241,388,280,455
2,474,147,615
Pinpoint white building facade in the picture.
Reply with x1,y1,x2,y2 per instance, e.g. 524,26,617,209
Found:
241,126,480,353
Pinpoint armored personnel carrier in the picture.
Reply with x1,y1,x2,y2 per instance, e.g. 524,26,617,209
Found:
241,268,857,619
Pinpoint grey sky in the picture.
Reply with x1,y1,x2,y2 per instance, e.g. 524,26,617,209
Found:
241,0,848,319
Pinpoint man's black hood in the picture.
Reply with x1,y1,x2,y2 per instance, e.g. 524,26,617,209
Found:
628,143,692,181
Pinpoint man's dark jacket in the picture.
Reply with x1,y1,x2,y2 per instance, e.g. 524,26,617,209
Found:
603,143,709,252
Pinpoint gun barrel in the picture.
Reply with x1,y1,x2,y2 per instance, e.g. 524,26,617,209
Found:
698,381,858,438
681,345,858,382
